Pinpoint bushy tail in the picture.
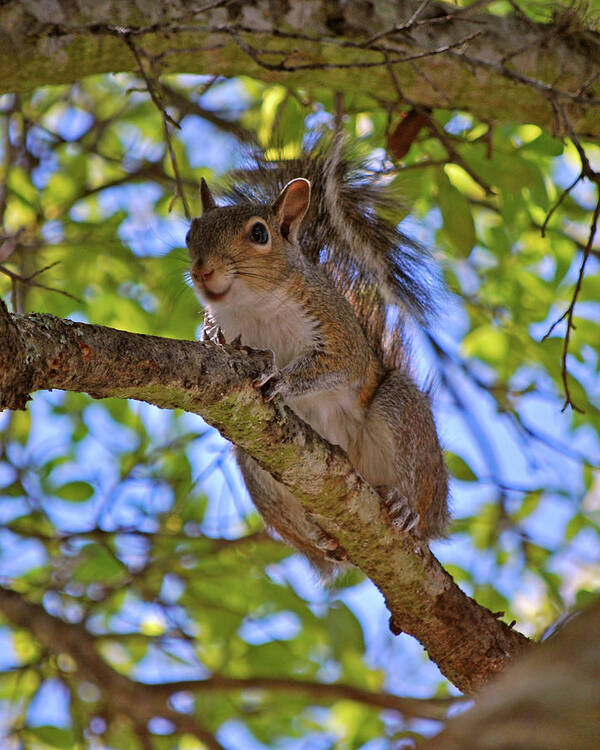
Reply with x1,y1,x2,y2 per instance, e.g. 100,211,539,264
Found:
225,135,439,369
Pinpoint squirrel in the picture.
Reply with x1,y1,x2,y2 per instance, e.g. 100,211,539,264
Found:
186,138,449,573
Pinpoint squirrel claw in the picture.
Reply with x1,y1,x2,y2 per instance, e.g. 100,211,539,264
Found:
215,327,227,345
381,488,420,533
231,334,242,349
261,376,286,401
254,367,286,401
313,528,348,562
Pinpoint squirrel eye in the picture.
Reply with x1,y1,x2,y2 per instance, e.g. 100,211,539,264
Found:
249,222,269,245
185,229,191,245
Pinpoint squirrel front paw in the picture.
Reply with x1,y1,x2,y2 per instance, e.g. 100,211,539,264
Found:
201,326,227,345
254,367,288,401
380,488,420,534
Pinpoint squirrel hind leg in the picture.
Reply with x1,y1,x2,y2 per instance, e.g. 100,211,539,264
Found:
351,369,449,541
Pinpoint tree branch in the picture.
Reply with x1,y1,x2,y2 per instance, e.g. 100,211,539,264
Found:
0,587,226,750
423,599,600,749
0,0,598,137
0,300,531,693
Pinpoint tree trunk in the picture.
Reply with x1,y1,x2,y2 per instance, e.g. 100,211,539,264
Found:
424,600,600,750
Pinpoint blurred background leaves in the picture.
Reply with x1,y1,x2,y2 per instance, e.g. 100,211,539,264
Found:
0,6,599,747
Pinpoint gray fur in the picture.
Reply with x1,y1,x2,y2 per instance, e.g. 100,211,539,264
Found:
187,139,449,573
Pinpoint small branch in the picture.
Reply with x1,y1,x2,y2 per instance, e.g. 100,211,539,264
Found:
122,34,191,219
447,47,600,108
384,61,493,195
0,228,24,263
228,28,483,72
0,263,82,304
541,106,600,412
541,173,581,237
558,196,599,413
363,0,433,46
425,117,494,196
145,674,464,721
161,83,256,144
541,309,569,342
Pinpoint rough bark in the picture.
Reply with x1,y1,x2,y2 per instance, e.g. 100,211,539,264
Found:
0,300,531,694
423,599,600,750
0,0,599,137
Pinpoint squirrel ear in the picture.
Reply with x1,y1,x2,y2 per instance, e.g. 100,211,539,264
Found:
200,178,217,213
273,178,311,242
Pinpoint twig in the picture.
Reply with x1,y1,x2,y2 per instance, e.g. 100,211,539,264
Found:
229,29,483,72
384,53,493,194
409,59,451,105
558,196,599,413
425,116,495,196
541,106,600,412
575,68,600,98
541,173,582,237
447,47,600,107
123,34,191,220
144,674,464,720
428,334,504,486
0,228,24,263
363,0,432,46
0,264,81,303
541,309,569,342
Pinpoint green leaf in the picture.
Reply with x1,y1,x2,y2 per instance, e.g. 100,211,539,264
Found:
71,543,124,584
2,480,26,497
445,452,477,482
0,670,40,699
462,326,509,365
28,726,76,749
471,503,503,550
325,604,365,659
473,584,509,614
436,171,475,256
54,480,94,502
522,131,564,157
565,514,586,541
515,491,542,521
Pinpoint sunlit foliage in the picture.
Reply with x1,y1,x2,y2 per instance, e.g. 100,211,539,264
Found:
0,38,599,750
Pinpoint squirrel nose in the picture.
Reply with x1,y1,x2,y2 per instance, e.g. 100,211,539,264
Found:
192,263,214,284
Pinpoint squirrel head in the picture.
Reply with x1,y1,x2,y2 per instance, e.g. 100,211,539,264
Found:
187,178,311,305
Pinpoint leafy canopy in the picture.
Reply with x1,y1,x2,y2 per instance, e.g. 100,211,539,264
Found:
0,38,599,750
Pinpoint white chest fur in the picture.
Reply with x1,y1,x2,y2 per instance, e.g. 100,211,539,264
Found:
207,286,317,368
206,282,364,451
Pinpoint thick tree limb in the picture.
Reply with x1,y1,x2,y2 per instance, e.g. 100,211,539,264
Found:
0,1,599,137
0,300,531,693
423,599,600,749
